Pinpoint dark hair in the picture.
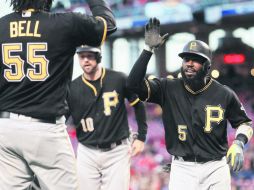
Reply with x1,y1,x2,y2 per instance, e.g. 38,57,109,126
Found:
10,0,53,12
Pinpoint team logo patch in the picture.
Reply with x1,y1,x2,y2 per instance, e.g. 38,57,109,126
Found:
102,90,119,116
189,42,197,50
204,105,225,133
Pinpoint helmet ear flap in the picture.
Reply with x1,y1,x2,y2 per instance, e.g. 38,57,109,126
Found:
203,60,211,75
96,53,102,63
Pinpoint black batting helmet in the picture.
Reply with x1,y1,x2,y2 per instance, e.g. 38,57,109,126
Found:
76,45,102,63
178,40,212,65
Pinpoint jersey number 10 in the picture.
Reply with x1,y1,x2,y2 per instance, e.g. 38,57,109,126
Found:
81,117,94,132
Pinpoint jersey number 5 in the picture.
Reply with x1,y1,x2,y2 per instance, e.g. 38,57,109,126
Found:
178,125,187,141
2,43,49,82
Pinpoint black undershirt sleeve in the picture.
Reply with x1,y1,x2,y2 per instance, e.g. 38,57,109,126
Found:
86,0,117,35
133,101,148,142
126,50,153,100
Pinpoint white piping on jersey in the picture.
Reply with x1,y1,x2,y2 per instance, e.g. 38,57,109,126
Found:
81,67,106,96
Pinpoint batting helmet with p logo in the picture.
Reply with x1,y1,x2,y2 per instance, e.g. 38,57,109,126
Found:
178,40,212,66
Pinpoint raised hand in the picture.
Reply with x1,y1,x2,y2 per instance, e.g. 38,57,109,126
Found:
145,18,169,50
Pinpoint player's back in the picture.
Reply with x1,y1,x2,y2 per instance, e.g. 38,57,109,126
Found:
0,11,103,119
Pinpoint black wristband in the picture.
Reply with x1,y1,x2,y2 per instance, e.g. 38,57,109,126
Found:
236,134,248,145
137,134,146,142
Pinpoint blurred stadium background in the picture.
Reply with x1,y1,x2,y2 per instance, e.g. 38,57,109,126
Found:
2,0,254,189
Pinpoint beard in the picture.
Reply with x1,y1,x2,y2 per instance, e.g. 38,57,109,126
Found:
181,66,207,92
84,66,96,75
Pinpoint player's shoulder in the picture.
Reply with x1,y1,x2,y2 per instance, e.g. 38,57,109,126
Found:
47,12,77,20
105,69,126,79
147,74,180,84
165,76,181,83
212,79,236,95
212,79,229,90
55,12,93,21
0,12,16,22
71,75,82,87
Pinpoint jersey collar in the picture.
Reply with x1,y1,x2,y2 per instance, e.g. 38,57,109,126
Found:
184,77,213,95
81,67,106,96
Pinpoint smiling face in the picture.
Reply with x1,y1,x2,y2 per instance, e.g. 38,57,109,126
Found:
181,54,209,91
182,55,205,79
78,52,99,75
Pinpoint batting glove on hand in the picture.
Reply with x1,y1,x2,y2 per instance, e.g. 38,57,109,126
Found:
145,18,169,51
162,163,171,173
226,140,244,172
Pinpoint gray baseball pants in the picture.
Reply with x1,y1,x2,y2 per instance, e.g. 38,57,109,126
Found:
77,141,131,190
169,156,231,190
0,115,79,190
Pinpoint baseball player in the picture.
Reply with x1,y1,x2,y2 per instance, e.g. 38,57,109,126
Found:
126,18,253,190
0,0,116,189
67,45,148,190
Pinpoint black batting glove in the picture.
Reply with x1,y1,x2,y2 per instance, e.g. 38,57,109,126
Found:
145,18,169,50
162,163,171,173
226,140,244,172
